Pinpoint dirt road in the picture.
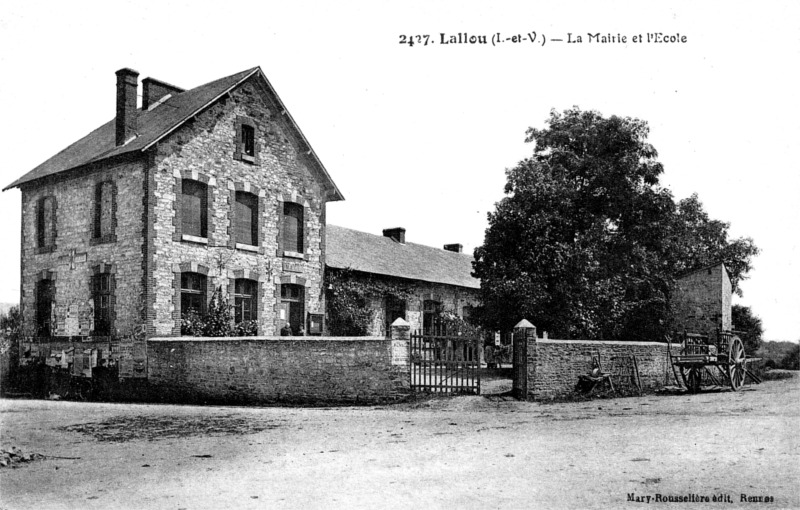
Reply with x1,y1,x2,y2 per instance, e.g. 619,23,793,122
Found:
1,376,798,509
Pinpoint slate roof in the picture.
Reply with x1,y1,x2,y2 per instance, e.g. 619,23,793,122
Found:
4,67,343,200
326,225,480,289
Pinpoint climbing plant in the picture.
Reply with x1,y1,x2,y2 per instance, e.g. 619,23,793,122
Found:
325,268,415,336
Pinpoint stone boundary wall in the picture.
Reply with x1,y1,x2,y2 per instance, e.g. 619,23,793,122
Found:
147,336,411,405
522,332,674,400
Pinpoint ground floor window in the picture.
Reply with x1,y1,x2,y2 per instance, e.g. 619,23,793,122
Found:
234,278,257,322
385,296,406,334
181,272,207,316
423,299,442,334
92,273,113,335
36,279,55,337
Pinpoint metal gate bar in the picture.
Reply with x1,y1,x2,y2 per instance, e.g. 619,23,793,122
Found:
410,330,480,395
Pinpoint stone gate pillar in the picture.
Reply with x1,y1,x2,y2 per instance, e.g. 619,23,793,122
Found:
513,319,536,400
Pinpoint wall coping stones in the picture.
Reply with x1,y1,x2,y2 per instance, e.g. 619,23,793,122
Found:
538,338,669,347
148,336,387,342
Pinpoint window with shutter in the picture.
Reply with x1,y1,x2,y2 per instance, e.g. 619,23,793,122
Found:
37,196,56,248
94,181,115,240
235,191,258,246
283,202,304,254
181,179,207,238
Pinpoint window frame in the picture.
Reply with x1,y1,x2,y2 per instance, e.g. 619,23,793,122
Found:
423,299,442,335
282,202,304,256
385,295,407,334
92,180,117,244
234,191,259,248
180,272,207,317
233,278,258,323
92,272,114,336
35,278,55,338
234,116,259,164
181,179,208,239
36,195,57,253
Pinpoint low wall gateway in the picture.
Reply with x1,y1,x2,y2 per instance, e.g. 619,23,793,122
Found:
514,323,673,400
147,335,411,405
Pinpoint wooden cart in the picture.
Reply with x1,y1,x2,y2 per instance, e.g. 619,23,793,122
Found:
670,330,749,393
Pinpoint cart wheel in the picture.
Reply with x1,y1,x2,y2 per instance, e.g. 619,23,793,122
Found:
728,336,746,391
680,366,702,393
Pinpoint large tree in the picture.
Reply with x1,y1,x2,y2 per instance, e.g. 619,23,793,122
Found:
473,107,758,341
731,304,764,354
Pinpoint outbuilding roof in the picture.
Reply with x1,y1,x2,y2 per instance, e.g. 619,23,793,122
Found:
4,67,343,201
326,225,480,289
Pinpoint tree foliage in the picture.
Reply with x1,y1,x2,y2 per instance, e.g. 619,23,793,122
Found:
731,304,763,354
473,107,758,341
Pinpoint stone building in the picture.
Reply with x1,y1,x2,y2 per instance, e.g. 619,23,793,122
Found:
4,66,344,346
672,262,733,335
326,225,480,336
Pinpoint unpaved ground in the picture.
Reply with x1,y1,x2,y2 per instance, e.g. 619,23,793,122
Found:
1,377,798,510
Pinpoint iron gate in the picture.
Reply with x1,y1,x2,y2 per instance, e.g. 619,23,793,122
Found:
410,330,481,394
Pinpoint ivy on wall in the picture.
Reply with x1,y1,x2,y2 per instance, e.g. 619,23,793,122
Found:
325,268,416,336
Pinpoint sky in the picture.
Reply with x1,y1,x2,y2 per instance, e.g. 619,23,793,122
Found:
0,0,797,340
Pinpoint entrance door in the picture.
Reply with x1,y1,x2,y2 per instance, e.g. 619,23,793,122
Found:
280,284,305,335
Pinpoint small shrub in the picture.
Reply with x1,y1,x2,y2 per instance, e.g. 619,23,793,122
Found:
233,320,258,336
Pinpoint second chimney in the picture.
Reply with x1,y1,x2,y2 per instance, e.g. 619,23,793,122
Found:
382,227,406,244
444,243,463,253
142,77,185,110
116,68,139,146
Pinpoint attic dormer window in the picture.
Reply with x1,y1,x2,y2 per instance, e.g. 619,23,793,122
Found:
234,116,259,164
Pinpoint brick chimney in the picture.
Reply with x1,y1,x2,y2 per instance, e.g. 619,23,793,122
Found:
115,68,139,146
382,227,405,244
142,77,185,110
443,243,463,253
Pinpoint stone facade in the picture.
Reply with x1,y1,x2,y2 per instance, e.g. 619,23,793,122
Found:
672,263,733,335
20,159,146,339
148,79,328,336
16,70,339,345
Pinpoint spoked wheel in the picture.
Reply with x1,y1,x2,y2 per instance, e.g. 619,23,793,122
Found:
727,336,746,391
680,366,702,393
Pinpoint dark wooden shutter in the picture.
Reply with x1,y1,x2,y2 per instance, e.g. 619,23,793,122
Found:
235,192,257,246
283,203,303,253
95,182,114,238
182,180,207,237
